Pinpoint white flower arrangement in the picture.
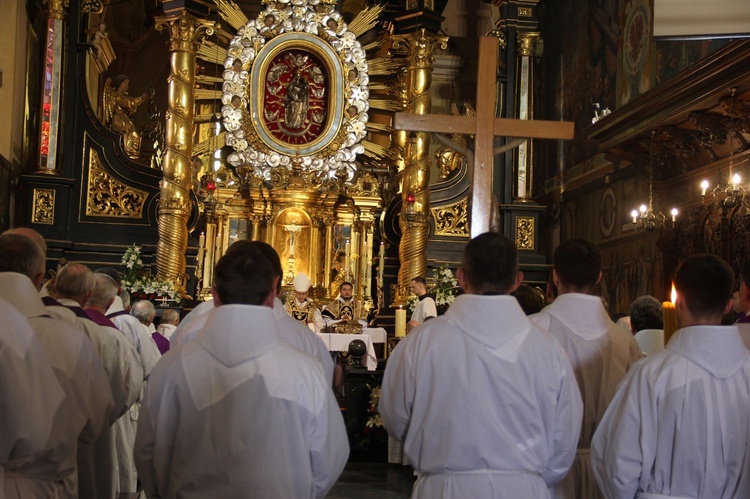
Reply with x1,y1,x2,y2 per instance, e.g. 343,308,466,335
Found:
405,265,460,315
120,244,181,304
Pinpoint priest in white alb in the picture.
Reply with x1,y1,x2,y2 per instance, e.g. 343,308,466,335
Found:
135,245,348,498
531,237,642,499
380,232,583,498
592,254,750,499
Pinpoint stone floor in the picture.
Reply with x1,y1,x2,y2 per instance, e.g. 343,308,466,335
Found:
327,462,415,498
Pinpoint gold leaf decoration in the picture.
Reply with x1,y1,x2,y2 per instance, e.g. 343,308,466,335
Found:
431,197,469,237
86,149,147,218
32,189,55,225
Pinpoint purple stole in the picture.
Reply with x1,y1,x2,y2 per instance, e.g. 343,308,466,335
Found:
85,309,119,330
41,295,63,307
151,332,170,355
65,305,92,321
107,310,130,319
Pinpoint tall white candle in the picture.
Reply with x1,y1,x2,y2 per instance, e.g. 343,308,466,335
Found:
199,232,205,248
378,242,385,284
395,308,406,338
344,240,350,280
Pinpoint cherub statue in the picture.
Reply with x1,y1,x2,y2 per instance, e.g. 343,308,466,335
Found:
88,22,108,61
434,102,475,179
103,75,148,159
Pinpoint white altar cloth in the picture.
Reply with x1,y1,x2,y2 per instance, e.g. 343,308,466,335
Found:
316,332,378,371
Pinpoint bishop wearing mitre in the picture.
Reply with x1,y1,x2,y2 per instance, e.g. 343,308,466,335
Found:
285,272,325,332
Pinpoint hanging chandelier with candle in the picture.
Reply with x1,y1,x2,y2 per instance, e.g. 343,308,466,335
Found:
630,131,679,231
700,88,749,210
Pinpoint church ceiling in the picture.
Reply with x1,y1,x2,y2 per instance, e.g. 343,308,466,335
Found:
585,39,750,182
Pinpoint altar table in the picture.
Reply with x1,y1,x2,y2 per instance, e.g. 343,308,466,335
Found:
316,332,378,371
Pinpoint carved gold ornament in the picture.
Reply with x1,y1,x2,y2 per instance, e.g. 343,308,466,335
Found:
222,0,368,185
32,189,55,225
86,150,147,218
431,197,469,237
515,216,535,250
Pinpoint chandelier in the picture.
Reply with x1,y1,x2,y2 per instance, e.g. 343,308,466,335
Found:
700,88,749,210
630,131,678,231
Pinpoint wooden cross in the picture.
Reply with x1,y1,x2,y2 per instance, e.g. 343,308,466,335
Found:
394,36,575,238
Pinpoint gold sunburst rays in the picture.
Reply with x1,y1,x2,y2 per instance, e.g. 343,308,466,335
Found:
348,4,386,38
365,122,394,134
194,89,223,100
211,0,248,31
367,57,403,76
368,98,404,112
193,132,226,156
362,140,400,161
197,40,227,64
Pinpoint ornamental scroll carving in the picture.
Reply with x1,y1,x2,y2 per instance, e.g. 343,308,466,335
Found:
431,197,469,237
515,216,535,250
86,149,147,218
32,189,55,225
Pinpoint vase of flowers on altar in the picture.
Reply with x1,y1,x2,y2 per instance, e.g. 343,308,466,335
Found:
120,244,181,305
405,264,460,316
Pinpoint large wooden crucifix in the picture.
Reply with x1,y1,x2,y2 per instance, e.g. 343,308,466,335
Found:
394,36,574,238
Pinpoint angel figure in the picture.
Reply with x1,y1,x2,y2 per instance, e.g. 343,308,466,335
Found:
434,102,475,179
87,22,108,61
103,75,148,159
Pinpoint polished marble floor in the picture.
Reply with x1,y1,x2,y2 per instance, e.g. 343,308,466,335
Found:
327,462,415,498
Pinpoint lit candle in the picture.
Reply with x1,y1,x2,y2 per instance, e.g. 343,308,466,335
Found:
732,173,741,191
631,209,639,224
700,180,709,196
344,240,350,280
670,208,678,222
395,307,406,338
199,232,205,248
663,284,678,345
378,242,385,284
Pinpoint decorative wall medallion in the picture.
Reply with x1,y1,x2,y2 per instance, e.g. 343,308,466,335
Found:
515,216,535,250
32,189,55,225
222,0,368,185
86,149,147,218
600,187,616,238
431,197,469,237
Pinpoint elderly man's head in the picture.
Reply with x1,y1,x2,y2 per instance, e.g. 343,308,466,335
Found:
88,273,119,311
629,296,663,333
131,300,156,326
160,309,180,326
53,263,95,306
0,233,46,290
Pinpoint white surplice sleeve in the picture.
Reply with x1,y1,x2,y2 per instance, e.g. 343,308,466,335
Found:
542,352,584,486
378,337,417,442
591,368,650,499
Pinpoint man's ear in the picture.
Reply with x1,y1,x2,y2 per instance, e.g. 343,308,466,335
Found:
552,269,560,288
508,270,524,294
262,289,275,309
594,270,603,287
456,267,465,289
32,272,45,292
211,285,223,307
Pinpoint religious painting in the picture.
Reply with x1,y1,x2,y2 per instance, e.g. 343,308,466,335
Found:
617,0,654,106
250,34,344,157
599,187,616,238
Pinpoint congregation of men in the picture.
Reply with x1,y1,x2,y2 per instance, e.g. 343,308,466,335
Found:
3,228,750,498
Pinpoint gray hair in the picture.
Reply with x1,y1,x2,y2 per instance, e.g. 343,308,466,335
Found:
0,234,45,280
54,263,95,303
120,288,131,309
160,308,180,325
131,300,156,325
89,273,119,309
629,295,663,332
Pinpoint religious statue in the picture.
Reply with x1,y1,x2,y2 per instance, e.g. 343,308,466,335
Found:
285,71,309,129
103,75,148,159
88,22,108,61
434,102,475,179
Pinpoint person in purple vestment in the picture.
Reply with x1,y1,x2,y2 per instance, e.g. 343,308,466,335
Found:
132,300,168,355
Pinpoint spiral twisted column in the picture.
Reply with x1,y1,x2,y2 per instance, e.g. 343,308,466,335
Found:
154,12,214,294
391,29,447,304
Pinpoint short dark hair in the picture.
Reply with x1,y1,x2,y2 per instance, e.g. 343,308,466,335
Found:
461,232,518,295
340,281,353,290
225,241,282,293
0,234,45,280
213,249,275,306
629,295,663,331
411,276,427,286
553,238,602,291
512,284,545,315
674,254,734,319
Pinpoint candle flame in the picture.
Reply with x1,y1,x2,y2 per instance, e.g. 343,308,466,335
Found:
671,284,677,304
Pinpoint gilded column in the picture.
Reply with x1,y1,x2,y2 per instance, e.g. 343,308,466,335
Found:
391,29,447,303
323,219,335,299
154,12,214,294
514,32,540,202
36,0,69,173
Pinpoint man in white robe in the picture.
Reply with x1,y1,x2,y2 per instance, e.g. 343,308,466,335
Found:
531,237,642,499
380,232,583,498
592,254,750,499
407,276,437,331
629,295,664,356
170,241,334,385
135,245,348,498
52,263,143,499
0,235,113,498
285,272,326,332
156,308,179,340
91,271,159,499
0,298,64,496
